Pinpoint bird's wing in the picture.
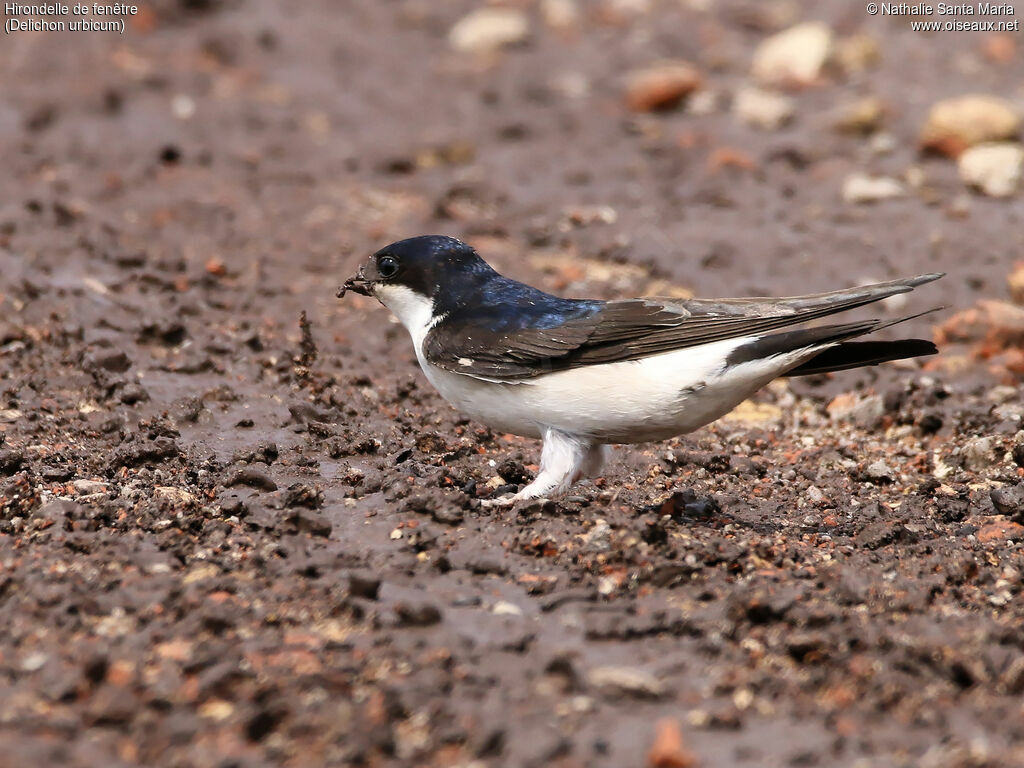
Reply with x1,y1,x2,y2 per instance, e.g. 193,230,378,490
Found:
422,273,943,381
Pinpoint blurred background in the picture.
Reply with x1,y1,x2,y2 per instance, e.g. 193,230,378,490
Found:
4,0,1023,383
4,0,1022,313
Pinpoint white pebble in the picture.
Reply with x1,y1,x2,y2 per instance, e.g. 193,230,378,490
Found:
958,142,1024,198
842,174,905,204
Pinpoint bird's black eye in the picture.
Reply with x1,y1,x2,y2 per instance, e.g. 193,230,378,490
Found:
377,254,400,279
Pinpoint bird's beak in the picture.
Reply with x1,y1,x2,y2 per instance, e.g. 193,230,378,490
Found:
337,267,372,298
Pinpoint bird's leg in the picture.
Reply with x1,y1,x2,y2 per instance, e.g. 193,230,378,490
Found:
480,430,599,508
514,428,594,501
579,444,610,481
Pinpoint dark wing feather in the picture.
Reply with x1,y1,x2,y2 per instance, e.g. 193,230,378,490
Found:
423,273,944,381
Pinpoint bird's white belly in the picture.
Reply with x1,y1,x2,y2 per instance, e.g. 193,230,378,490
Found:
416,336,801,444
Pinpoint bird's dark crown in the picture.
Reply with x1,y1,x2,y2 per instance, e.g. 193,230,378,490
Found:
363,235,497,309
377,235,491,275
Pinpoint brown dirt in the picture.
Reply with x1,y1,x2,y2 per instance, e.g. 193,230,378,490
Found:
2,2,1024,767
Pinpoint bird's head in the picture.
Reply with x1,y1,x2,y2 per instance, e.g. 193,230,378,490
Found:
339,235,497,326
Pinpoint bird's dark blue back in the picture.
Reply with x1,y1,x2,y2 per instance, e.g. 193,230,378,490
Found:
469,276,603,333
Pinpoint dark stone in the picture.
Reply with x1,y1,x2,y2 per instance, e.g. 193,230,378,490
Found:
233,443,278,464
109,437,179,469
159,145,182,164
393,600,442,627
139,318,187,346
85,348,131,373
1013,442,1024,468
991,484,1024,517
729,587,795,625
640,515,668,545
474,727,505,758
119,382,150,405
496,458,530,485
855,522,918,550
82,654,109,686
933,491,970,523
246,707,286,742
657,489,720,520
219,493,247,517
0,449,25,475
787,633,828,664
284,482,323,509
284,508,331,537
226,467,278,491
349,571,381,600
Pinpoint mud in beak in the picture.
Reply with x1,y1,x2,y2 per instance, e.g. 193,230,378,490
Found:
337,268,372,298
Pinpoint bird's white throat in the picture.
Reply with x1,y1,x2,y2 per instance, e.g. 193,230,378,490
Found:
374,283,437,348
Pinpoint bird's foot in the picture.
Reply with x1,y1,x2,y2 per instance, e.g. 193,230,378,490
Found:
481,430,604,509
480,492,553,509
480,494,517,509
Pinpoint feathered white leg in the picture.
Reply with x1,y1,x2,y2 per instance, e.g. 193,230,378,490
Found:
515,428,594,500
482,428,597,507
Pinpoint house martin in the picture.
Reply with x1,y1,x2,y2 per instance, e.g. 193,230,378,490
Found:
340,235,942,502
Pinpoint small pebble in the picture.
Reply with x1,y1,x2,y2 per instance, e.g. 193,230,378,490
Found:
589,666,666,700
625,61,702,112
733,87,794,130
864,460,895,484
958,142,1024,198
492,601,523,616
541,0,579,30
963,436,996,472
833,97,885,135
73,479,108,495
751,22,833,88
449,8,529,54
920,95,1021,157
842,174,905,204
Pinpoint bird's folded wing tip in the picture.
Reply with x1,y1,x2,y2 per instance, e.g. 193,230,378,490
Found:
898,305,947,323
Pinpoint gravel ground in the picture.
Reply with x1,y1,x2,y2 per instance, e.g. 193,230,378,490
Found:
2,1,1024,766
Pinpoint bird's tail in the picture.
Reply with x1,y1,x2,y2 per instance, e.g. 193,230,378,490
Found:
726,308,941,376
784,338,937,376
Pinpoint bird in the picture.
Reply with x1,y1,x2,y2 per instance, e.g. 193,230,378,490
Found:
339,235,942,503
